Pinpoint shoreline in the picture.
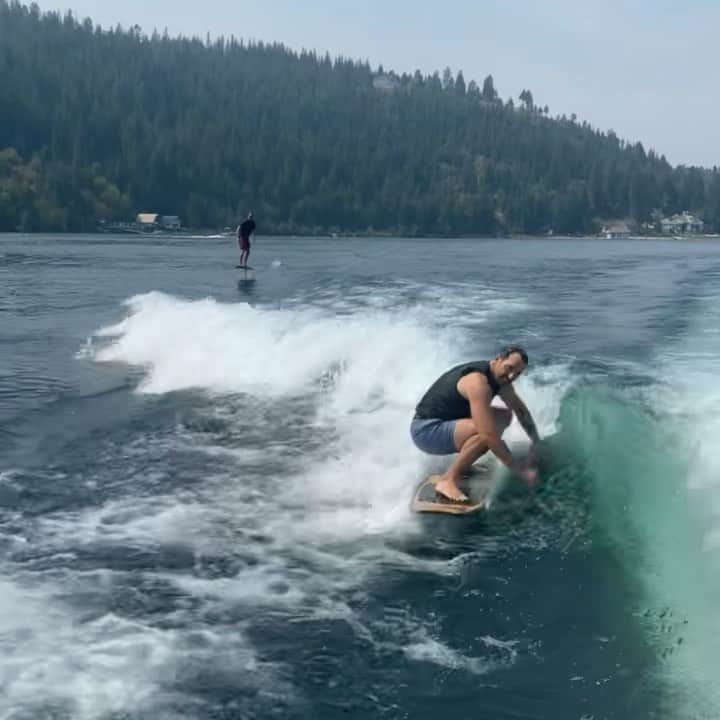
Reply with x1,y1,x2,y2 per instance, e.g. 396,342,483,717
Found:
2,231,720,241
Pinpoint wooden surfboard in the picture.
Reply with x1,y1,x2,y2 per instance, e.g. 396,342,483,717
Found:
411,472,496,515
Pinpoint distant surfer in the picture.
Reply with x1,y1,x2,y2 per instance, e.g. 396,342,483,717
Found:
410,347,540,502
237,211,256,268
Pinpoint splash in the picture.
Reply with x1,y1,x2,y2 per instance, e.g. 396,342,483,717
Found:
85,290,563,536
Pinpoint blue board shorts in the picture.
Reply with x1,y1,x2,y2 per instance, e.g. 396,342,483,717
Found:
410,416,458,455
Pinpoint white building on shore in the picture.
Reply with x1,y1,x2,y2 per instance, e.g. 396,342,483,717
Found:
601,222,631,239
135,213,182,231
661,212,704,235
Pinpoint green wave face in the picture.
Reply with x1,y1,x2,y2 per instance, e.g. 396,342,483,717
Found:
555,384,720,718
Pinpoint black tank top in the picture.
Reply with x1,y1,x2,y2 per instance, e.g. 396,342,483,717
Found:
415,361,500,420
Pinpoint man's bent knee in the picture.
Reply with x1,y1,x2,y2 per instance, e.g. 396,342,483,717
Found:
460,432,490,452
452,418,480,451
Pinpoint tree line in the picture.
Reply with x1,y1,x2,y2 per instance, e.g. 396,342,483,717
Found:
1,0,719,235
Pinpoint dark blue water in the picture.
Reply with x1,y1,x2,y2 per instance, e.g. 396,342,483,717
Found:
2,233,720,719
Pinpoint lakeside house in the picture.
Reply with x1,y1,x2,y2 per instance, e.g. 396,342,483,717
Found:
601,222,631,239
136,213,159,230
135,213,182,232
660,212,704,235
160,215,181,230
99,213,182,234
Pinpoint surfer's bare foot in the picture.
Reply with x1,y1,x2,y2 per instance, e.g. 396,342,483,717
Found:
434,476,468,502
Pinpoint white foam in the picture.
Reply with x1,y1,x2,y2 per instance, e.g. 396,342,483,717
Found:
403,630,495,675
37,495,216,548
88,291,451,397
0,579,177,719
0,560,293,719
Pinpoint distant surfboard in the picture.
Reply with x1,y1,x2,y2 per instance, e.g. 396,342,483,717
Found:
411,468,498,515
236,265,255,282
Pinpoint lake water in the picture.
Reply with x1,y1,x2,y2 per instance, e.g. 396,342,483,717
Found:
2,233,720,719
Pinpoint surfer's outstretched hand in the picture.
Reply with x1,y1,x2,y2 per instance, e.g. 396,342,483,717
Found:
511,458,538,488
519,466,537,488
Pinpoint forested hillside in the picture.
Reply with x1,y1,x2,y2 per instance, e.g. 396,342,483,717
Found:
1,0,719,234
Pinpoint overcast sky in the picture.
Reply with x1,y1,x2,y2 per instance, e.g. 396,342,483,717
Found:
38,0,719,168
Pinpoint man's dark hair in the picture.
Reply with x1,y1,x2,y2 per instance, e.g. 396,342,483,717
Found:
500,345,529,365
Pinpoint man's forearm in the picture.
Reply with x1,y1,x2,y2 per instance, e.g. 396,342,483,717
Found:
515,404,540,443
486,434,514,468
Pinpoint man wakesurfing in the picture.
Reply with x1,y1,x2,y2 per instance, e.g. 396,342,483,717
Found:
236,211,256,268
410,346,540,502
